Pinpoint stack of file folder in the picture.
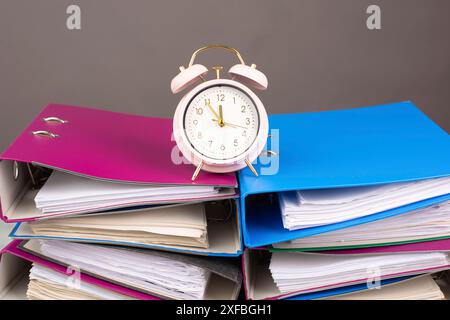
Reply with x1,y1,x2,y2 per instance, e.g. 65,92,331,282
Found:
0,104,243,300
1,100,450,300
238,101,450,300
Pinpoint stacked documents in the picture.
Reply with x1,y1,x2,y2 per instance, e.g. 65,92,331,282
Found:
274,201,450,250
17,239,241,300
0,105,242,300
27,203,209,248
35,171,222,215
279,177,450,231
2,102,450,300
12,198,242,255
27,264,131,300
269,251,450,294
38,240,211,300
324,275,445,300
2,161,241,299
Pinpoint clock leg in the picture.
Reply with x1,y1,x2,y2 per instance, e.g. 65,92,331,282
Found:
191,160,204,181
245,159,259,177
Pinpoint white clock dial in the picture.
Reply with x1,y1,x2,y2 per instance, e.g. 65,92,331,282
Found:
183,85,260,161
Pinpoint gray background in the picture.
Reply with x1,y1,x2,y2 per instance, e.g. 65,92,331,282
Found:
0,0,449,151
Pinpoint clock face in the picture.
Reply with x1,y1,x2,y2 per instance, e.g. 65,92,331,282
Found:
183,84,260,161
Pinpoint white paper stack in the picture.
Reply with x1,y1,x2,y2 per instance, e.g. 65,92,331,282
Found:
27,264,131,300
35,171,220,214
279,177,450,231
39,240,211,300
28,203,208,248
269,251,450,293
274,201,450,249
325,275,444,300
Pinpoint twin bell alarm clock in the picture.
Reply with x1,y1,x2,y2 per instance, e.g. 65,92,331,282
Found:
171,45,269,181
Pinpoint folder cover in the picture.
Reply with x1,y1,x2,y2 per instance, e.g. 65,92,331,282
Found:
242,243,450,300
2,240,242,300
0,240,155,300
10,200,243,257
238,101,450,247
0,104,238,222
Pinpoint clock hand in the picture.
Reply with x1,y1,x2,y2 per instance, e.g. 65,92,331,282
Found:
211,119,248,130
218,105,224,127
206,101,222,125
225,122,248,129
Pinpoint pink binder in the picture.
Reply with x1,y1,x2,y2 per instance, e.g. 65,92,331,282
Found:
1,239,242,300
1,240,157,300
0,104,238,222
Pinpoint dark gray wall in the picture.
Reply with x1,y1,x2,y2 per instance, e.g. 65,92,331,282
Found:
1,0,449,151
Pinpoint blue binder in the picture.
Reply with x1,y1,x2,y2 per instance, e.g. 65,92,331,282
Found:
238,101,450,247
9,200,243,257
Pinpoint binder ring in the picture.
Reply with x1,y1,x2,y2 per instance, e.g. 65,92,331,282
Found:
206,199,234,222
13,161,19,181
259,150,278,157
42,117,68,124
32,130,59,138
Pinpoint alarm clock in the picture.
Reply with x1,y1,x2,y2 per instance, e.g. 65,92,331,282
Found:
171,45,269,181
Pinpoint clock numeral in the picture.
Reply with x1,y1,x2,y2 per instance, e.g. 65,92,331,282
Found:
197,132,202,139
241,106,246,113
217,94,225,102
233,97,236,104
208,140,213,147
234,139,238,147
245,118,250,125
193,119,198,126
204,99,210,106
220,144,225,151
196,107,203,115
242,130,247,137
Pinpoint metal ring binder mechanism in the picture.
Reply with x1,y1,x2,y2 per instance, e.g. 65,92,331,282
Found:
259,134,278,157
42,117,68,124
205,199,235,223
31,130,59,138
12,161,19,181
32,116,67,137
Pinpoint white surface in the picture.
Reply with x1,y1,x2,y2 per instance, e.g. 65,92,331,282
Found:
280,176,450,230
